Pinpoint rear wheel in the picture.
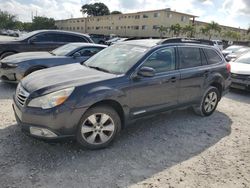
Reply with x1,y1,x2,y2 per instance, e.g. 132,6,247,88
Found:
1,52,16,59
193,86,220,116
76,106,121,149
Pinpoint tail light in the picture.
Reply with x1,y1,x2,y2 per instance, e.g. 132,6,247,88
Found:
226,63,231,73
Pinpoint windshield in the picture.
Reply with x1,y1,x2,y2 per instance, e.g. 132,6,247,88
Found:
52,43,80,56
16,30,41,40
235,48,250,54
84,44,148,74
235,52,250,64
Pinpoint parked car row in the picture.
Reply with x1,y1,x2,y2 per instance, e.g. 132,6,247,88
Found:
2,30,247,150
222,45,250,62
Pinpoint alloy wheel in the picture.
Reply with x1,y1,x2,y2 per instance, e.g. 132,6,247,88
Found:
81,113,115,145
204,91,218,113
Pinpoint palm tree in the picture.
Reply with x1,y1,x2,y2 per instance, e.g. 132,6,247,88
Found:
157,26,168,38
199,26,209,39
206,21,221,40
182,25,195,38
170,24,182,37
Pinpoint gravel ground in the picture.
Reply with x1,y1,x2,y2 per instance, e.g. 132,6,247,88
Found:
0,80,249,188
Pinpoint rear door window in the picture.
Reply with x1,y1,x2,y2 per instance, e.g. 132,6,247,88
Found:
178,47,202,69
204,48,222,64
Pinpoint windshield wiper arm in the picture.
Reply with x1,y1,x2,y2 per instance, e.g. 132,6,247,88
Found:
87,65,111,73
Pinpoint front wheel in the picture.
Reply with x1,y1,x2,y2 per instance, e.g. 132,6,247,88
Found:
76,106,121,149
193,86,220,116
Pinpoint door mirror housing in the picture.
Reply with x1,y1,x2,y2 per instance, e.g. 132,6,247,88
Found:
137,66,156,77
73,52,81,58
28,37,36,44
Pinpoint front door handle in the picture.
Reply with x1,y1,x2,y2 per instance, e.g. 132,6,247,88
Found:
170,76,177,83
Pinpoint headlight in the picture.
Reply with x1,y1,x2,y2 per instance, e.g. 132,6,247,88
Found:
6,63,18,68
28,87,75,109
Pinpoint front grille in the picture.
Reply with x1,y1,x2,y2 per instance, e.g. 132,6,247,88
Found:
0,62,8,69
15,84,29,106
231,73,250,80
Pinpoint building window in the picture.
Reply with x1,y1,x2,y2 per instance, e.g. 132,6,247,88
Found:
142,25,147,30
128,16,131,18
134,26,139,30
167,13,172,18
77,20,79,22
181,16,187,22
135,15,140,19
153,25,159,30
143,14,149,18
96,27,100,30
116,26,119,30
124,16,127,18
128,26,130,29
77,27,79,30
154,13,160,17
81,19,84,22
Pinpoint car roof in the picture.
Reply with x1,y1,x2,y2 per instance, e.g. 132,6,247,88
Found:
31,30,91,37
67,42,107,48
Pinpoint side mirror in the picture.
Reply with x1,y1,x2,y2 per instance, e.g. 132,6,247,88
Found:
28,37,36,44
73,52,81,58
137,66,156,77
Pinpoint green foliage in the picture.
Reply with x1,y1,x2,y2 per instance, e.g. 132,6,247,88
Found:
201,21,221,39
0,10,18,29
81,3,110,16
30,16,57,30
182,25,195,37
170,24,182,37
0,9,56,31
223,31,241,41
111,11,122,15
157,26,167,38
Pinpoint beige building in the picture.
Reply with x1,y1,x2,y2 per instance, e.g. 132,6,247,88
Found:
55,8,248,40
55,8,196,38
194,20,248,41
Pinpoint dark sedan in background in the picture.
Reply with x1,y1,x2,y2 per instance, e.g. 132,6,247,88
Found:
0,30,94,59
0,43,106,83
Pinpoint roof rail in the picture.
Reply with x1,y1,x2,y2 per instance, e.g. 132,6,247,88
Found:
160,38,214,46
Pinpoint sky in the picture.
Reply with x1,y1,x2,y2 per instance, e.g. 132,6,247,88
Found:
0,0,249,29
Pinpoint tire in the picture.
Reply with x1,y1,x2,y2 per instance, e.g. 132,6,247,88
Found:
24,67,45,77
193,86,220,117
1,52,16,59
76,106,121,149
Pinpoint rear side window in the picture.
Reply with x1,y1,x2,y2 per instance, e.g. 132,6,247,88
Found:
178,47,202,69
60,34,89,42
204,48,222,64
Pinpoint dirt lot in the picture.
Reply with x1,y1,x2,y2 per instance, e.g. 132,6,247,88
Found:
0,80,249,188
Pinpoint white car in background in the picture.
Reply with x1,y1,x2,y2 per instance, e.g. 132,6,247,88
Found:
230,51,250,90
212,40,223,51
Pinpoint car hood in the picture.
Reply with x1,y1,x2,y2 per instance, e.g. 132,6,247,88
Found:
222,50,232,55
230,62,250,75
1,52,54,63
21,64,117,94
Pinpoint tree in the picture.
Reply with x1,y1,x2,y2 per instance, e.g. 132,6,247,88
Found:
182,25,195,37
31,16,57,30
223,31,241,41
111,11,122,15
157,26,167,38
81,3,110,17
0,10,17,29
206,21,221,40
170,24,182,37
200,26,209,38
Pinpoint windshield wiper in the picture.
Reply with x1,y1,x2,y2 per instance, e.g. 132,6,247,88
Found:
87,65,111,73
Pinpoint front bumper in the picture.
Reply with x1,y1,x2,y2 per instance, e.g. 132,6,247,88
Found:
0,67,20,83
13,98,88,139
231,75,250,90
